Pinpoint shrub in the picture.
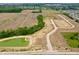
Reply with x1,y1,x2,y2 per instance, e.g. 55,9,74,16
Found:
75,20,79,23
63,13,73,19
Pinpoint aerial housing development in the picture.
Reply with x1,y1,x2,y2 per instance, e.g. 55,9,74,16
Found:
0,3,79,54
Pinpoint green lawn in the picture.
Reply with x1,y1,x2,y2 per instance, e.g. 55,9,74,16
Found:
61,32,79,48
0,38,29,47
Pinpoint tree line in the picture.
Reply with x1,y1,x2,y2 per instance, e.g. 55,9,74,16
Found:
0,15,45,38
0,7,22,13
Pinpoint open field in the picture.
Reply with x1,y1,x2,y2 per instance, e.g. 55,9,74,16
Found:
61,32,79,48
42,10,60,19
0,10,38,31
49,11,79,52
0,9,79,53
54,20,71,28
0,38,29,47
0,14,44,39
53,14,72,29
0,16,54,52
1,3,79,54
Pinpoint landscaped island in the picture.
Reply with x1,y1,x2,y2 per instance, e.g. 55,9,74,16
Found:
0,15,45,38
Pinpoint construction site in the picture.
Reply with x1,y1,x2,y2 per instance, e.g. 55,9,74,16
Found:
0,3,79,54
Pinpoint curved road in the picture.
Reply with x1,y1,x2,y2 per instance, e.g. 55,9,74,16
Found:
0,16,75,53
46,19,58,52
46,16,75,52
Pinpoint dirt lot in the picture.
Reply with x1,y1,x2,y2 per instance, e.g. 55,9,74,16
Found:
50,13,79,52
0,10,38,31
53,14,72,29
0,10,55,52
0,17,54,52
54,19,71,28
0,9,79,52
42,10,59,18
30,17,54,51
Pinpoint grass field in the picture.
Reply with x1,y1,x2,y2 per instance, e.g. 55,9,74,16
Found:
0,38,29,47
61,32,79,48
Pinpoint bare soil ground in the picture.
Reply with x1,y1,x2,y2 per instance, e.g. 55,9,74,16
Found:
0,10,79,52
0,10,38,31
58,15,79,52
53,14,72,29
42,10,59,17
54,20,71,28
30,17,54,51
50,13,79,52
0,10,55,52
0,17,54,52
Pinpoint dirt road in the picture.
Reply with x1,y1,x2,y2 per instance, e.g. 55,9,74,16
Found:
46,19,58,52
